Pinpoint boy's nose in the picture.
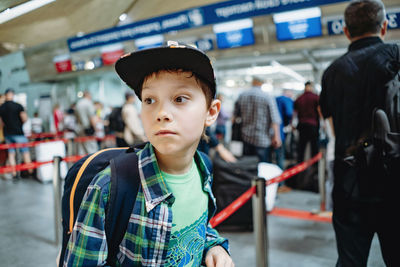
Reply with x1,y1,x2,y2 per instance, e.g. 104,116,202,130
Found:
156,108,172,122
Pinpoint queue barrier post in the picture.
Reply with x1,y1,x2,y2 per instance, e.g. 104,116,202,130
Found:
53,156,62,246
252,177,268,267
317,149,326,211
67,139,74,168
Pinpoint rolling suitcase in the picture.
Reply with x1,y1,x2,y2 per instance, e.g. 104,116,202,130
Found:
212,154,258,231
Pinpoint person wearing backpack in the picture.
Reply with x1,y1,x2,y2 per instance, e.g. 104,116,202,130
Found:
122,90,147,146
62,41,233,266
319,1,400,266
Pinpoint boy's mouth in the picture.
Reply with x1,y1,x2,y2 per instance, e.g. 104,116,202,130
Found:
155,130,176,136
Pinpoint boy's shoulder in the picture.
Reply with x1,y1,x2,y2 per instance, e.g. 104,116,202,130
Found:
91,165,112,190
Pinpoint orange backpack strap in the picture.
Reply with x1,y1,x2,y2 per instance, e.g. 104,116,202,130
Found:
68,147,128,233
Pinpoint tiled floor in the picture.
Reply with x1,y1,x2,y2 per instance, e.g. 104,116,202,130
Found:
0,178,385,267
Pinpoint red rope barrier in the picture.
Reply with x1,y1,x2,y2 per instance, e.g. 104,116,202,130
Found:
210,186,256,228
0,135,116,150
28,132,64,139
0,138,68,150
209,152,322,228
269,207,332,223
0,160,53,174
0,155,86,174
266,152,322,186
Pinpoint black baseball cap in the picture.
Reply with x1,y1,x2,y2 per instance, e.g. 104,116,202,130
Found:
115,41,216,100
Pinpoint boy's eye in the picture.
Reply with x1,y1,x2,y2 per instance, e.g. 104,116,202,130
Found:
144,98,155,105
175,96,188,103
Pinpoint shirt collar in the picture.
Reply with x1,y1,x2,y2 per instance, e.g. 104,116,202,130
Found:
194,150,213,189
348,36,383,51
137,143,213,213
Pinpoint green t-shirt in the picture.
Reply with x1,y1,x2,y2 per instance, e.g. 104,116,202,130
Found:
162,159,209,267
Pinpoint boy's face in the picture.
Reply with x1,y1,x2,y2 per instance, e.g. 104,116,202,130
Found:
141,71,220,157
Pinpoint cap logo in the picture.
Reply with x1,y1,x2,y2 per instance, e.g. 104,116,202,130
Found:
167,40,187,48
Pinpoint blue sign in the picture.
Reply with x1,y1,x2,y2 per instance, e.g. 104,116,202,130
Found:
327,10,400,35
134,35,164,50
68,0,348,52
216,27,255,49
74,61,85,71
274,8,322,41
276,17,322,41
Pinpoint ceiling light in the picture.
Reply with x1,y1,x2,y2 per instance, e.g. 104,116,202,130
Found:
84,61,95,70
119,13,127,21
0,0,56,24
226,80,236,87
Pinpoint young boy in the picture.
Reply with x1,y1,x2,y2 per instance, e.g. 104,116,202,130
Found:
63,41,234,267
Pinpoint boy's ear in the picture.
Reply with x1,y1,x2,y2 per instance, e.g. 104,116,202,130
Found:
343,26,352,41
205,99,221,127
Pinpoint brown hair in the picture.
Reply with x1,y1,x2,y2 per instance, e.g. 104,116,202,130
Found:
345,0,386,38
141,69,214,107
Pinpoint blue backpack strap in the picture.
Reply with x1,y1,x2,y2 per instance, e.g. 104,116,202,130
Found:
199,150,213,172
105,147,140,266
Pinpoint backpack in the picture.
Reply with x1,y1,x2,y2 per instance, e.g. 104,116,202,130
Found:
373,67,400,175
59,146,141,266
108,106,125,132
354,46,400,179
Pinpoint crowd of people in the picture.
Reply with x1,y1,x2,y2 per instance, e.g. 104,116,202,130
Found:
0,71,342,192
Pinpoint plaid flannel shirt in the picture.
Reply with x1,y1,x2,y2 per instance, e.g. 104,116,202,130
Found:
236,87,281,147
63,143,229,266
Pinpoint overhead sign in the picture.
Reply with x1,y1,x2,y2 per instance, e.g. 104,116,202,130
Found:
327,9,400,35
134,35,164,50
100,43,124,65
273,7,322,41
68,0,348,52
53,54,72,73
213,19,254,49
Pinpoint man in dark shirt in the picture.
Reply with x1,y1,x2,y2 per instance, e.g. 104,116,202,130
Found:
0,88,32,178
294,81,320,163
319,1,399,266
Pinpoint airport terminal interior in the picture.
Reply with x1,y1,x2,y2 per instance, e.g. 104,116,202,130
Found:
0,0,399,266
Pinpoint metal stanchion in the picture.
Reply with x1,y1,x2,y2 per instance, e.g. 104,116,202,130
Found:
252,178,268,267
67,139,74,168
318,149,326,212
53,156,62,246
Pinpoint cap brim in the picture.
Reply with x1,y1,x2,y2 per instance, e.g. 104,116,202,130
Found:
115,46,215,99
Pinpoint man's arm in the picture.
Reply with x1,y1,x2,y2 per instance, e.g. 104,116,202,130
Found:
271,123,281,148
20,111,28,124
319,69,334,137
268,96,282,148
215,144,236,163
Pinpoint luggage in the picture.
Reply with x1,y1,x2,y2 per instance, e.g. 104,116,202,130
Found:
212,155,258,231
35,140,68,182
257,162,281,212
285,162,319,193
